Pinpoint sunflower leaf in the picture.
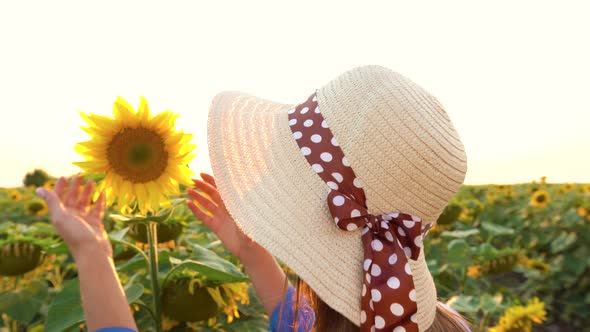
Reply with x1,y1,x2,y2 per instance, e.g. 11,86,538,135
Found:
166,244,249,285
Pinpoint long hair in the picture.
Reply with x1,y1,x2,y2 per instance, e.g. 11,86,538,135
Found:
277,275,471,332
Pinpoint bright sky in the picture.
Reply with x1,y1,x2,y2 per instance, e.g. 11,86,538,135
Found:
1,1,588,187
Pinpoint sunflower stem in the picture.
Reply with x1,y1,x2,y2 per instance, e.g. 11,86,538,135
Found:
146,221,163,332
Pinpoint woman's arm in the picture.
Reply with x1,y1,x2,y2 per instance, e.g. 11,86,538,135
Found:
187,173,288,314
37,176,137,331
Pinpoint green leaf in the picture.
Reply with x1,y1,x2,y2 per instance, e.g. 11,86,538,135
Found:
481,222,515,236
0,281,48,322
46,241,69,254
45,278,145,332
166,244,249,285
449,295,480,313
109,227,130,241
550,231,577,254
447,239,471,267
45,279,85,332
441,229,479,239
479,294,502,313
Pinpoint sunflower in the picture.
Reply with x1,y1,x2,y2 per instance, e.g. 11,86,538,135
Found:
8,189,22,201
466,265,482,279
74,97,196,214
25,198,48,216
488,298,547,332
43,178,57,190
530,190,550,208
583,184,590,193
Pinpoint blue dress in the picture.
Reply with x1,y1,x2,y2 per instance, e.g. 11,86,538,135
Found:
96,286,315,332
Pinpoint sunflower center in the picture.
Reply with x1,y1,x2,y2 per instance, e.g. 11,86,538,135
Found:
536,195,546,203
107,127,169,183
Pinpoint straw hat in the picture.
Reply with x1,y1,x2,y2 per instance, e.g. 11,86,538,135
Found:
207,65,467,331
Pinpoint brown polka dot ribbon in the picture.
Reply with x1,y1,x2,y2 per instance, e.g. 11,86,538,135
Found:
288,93,429,332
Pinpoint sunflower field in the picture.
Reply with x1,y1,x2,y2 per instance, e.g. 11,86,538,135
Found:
1,98,588,332
0,176,587,332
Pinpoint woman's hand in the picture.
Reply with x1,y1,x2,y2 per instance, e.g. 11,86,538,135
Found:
37,175,138,331
187,172,290,314
36,175,111,260
186,173,256,260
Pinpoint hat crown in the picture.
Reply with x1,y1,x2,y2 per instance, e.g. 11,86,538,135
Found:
316,65,467,225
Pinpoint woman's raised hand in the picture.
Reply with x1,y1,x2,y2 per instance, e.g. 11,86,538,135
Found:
186,173,256,260
36,175,112,259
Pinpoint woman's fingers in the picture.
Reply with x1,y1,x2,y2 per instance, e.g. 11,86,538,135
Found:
87,191,105,225
54,176,67,201
186,201,213,226
187,189,218,213
77,180,95,211
65,175,83,208
191,179,221,204
200,173,217,188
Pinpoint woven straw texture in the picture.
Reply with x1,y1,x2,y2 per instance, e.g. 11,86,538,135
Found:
207,65,467,331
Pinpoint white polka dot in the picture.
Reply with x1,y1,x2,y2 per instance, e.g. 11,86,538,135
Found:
383,214,393,221
404,247,412,257
342,156,350,167
371,289,382,302
369,300,374,311
304,119,314,127
351,209,361,218
331,137,339,146
387,277,400,289
301,147,311,156
411,314,418,323
375,316,385,329
300,107,309,114
346,223,358,231
292,131,302,139
380,221,389,229
362,227,370,235
333,195,345,206
389,253,398,265
414,235,423,247
363,259,372,271
391,212,400,218
372,239,383,251
405,262,412,275
370,264,382,277
353,178,362,188
314,106,320,113
312,164,324,173
398,227,406,237
371,326,376,332
288,118,297,126
385,231,394,242
393,327,406,332
332,172,343,183
288,108,296,114
412,215,421,222
365,273,371,284
334,217,339,224
403,219,416,228
320,152,333,162
390,303,404,316
360,310,367,323
409,289,417,302
312,95,317,102
311,134,322,143
327,181,339,190
321,120,328,128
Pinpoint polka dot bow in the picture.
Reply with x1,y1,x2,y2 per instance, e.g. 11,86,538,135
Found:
288,93,429,332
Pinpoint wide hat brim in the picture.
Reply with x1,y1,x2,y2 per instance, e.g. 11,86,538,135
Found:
207,78,443,329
